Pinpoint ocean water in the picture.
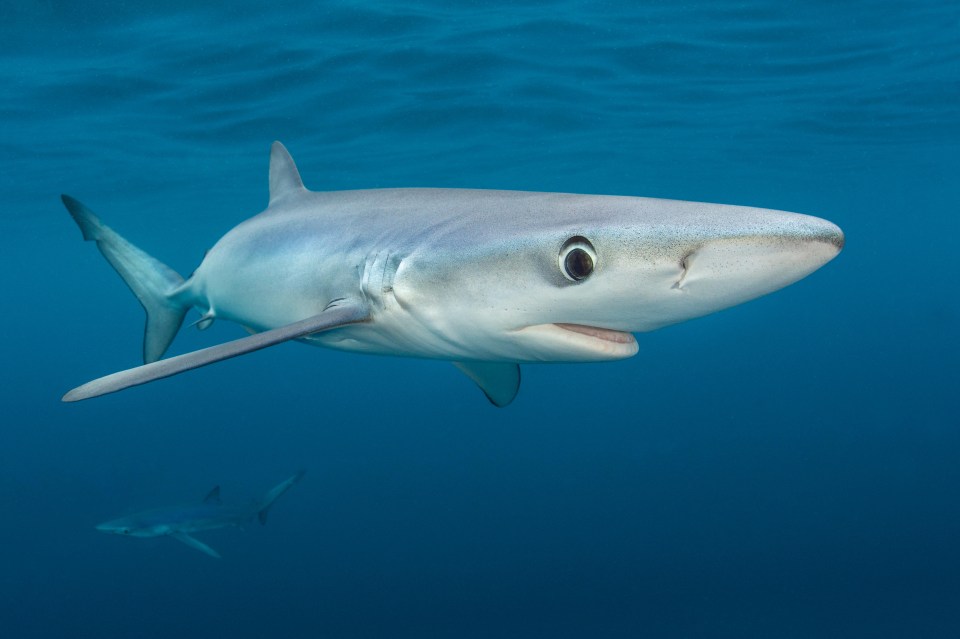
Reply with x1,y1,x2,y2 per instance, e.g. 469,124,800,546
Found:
1,1,958,636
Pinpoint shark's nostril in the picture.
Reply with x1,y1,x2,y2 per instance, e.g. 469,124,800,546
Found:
672,251,695,290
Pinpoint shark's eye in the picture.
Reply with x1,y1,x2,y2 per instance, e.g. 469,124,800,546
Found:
559,236,596,282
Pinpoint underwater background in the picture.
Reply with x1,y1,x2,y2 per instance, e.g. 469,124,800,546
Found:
2,1,958,636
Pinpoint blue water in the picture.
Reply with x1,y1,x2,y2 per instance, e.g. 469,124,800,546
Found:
2,1,958,636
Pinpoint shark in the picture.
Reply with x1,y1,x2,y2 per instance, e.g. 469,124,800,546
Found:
95,471,306,558
61,142,843,406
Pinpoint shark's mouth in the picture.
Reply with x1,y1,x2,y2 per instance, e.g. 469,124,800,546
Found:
553,323,636,344
513,323,638,361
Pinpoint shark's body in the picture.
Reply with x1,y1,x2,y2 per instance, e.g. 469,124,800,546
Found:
95,471,305,558
62,142,843,406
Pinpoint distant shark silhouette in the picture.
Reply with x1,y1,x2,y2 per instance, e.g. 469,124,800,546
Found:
95,471,305,559
61,142,843,406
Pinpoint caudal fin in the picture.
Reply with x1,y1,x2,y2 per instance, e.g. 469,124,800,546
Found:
257,470,306,525
62,195,188,363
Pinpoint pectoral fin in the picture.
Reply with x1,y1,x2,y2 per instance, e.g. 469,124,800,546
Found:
453,361,521,407
170,532,221,559
62,301,370,402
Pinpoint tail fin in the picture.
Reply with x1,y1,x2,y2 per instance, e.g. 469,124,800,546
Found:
257,470,306,525
62,195,188,363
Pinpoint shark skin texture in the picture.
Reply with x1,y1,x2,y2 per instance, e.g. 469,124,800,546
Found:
95,471,306,559
62,142,843,406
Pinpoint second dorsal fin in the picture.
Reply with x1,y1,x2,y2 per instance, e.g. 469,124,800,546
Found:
268,141,306,206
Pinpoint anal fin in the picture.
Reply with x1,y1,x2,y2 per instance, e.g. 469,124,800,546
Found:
453,362,521,407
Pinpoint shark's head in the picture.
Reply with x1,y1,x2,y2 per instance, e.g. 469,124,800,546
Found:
95,516,167,538
387,191,843,362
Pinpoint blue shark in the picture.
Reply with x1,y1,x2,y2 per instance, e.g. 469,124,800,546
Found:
62,142,843,406
95,471,306,558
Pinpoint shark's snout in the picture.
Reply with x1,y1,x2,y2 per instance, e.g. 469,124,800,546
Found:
780,214,845,273
778,212,843,257
672,212,843,308
587,208,845,335
814,219,845,252
95,520,132,535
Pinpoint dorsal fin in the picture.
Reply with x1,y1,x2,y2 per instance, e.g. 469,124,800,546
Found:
268,141,305,206
203,485,221,505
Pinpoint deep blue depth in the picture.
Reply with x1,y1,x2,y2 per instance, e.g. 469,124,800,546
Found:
2,1,958,637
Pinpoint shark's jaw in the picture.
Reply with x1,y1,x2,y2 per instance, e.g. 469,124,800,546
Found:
554,323,637,345
511,323,640,361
